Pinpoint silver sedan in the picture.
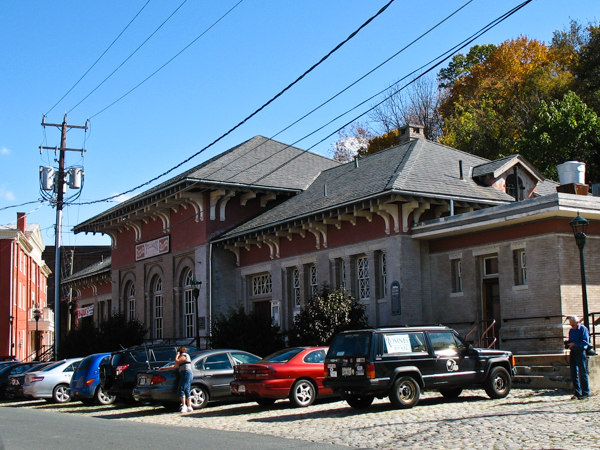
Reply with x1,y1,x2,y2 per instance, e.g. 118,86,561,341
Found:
23,358,83,403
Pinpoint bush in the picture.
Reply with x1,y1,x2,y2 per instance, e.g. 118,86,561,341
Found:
59,312,147,359
287,285,369,347
209,304,285,358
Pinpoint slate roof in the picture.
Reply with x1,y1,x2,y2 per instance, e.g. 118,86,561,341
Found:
472,154,544,180
74,136,339,230
62,257,111,283
220,139,521,238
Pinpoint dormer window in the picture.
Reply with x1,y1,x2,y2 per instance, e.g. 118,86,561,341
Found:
506,174,525,201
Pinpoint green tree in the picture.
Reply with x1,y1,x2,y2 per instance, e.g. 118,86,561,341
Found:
518,91,600,183
438,44,497,89
572,23,600,114
209,304,285,357
287,285,369,347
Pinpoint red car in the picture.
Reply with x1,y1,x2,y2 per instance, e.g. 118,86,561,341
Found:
230,346,332,407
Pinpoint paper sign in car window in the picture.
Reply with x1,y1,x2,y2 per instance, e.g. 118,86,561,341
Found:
384,334,412,353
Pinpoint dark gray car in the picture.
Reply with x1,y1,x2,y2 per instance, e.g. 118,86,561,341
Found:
132,349,260,409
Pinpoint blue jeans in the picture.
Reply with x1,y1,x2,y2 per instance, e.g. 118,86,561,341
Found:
570,349,589,396
179,370,192,398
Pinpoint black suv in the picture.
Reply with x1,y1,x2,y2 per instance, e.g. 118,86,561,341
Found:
323,326,515,409
100,344,201,402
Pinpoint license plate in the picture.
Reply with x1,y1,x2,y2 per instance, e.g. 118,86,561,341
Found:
139,378,147,386
342,367,353,376
238,385,245,393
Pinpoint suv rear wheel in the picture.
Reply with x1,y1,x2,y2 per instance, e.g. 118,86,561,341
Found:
389,376,420,409
95,386,116,405
484,367,511,399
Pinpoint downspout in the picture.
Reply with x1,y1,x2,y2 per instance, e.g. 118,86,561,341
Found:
9,239,15,357
208,242,213,341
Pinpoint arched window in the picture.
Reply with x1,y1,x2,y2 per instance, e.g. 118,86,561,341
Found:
183,270,195,339
126,282,136,321
153,277,163,339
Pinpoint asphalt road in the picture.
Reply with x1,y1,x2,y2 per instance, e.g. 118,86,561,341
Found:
0,406,352,450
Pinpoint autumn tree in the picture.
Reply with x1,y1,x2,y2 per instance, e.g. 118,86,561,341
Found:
439,36,573,160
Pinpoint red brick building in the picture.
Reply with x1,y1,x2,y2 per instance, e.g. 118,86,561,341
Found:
0,213,52,360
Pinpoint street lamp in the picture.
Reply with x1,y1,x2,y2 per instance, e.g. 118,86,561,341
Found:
33,309,42,361
570,213,590,330
192,278,202,348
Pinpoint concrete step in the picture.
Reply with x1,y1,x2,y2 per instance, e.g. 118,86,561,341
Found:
513,375,570,390
515,365,570,376
515,354,570,366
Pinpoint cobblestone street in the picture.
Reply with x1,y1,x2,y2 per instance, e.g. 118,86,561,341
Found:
3,389,599,449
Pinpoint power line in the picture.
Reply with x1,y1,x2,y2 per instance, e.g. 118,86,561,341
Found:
72,0,397,206
89,0,246,119
247,0,534,186
45,0,153,116
68,0,190,114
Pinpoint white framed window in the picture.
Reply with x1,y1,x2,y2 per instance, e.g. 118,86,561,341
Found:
513,249,527,286
451,259,462,293
252,274,272,296
293,269,301,307
380,252,387,297
357,256,370,300
127,283,136,321
309,265,318,297
183,271,196,339
153,278,163,340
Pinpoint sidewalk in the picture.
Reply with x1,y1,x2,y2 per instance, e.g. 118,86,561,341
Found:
4,389,599,449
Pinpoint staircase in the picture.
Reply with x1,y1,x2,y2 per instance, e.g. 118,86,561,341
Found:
513,354,599,391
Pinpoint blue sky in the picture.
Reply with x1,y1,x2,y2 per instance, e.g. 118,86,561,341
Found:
1,0,598,247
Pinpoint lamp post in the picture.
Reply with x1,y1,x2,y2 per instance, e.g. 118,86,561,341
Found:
192,278,202,348
570,213,590,330
33,309,42,361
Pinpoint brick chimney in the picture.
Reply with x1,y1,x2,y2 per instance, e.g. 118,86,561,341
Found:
17,212,26,233
398,123,425,144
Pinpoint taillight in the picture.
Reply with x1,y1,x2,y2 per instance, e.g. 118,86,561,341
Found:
151,374,167,385
366,364,375,379
32,376,44,382
86,379,95,386
115,364,130,376
10,379,19,385
253,367,276,378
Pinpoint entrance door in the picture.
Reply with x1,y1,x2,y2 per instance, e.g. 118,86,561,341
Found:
482,279,500,348
253,300,272,322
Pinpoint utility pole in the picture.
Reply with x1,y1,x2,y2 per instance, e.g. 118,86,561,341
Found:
40,114,88,358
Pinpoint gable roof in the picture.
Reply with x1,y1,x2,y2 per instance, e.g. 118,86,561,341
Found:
220,139,519,239
472,154,544,181
62,256,111,284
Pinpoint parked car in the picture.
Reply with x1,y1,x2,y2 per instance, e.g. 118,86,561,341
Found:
133,349,260,409
230,347,332,407
23,358,83,403
323,326,516,409
68,353,116,405
5,362,55,400
100,344,201,402
0,361,48,399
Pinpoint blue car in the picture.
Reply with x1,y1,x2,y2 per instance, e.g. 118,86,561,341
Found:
68,353,116,405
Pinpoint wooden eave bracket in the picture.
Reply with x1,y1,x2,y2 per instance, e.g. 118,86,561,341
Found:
258,235,280,259
210,189,226,220
177,192,204,222
303,222,327,248
412,201,430,225
371,203,400,234
224,244,240,266
402,200,419,232
260,192,277,207
240,190,256,206
219,190,235,221
353,209,373,222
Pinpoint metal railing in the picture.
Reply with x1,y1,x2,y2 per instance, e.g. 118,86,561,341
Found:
24,345,54,362
465,320,497,349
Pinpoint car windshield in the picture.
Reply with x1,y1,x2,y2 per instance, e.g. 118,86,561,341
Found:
260,348,304,363
329,333,371,357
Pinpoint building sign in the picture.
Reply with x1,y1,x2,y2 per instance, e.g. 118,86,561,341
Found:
135,236,170,261
77,305,94,319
